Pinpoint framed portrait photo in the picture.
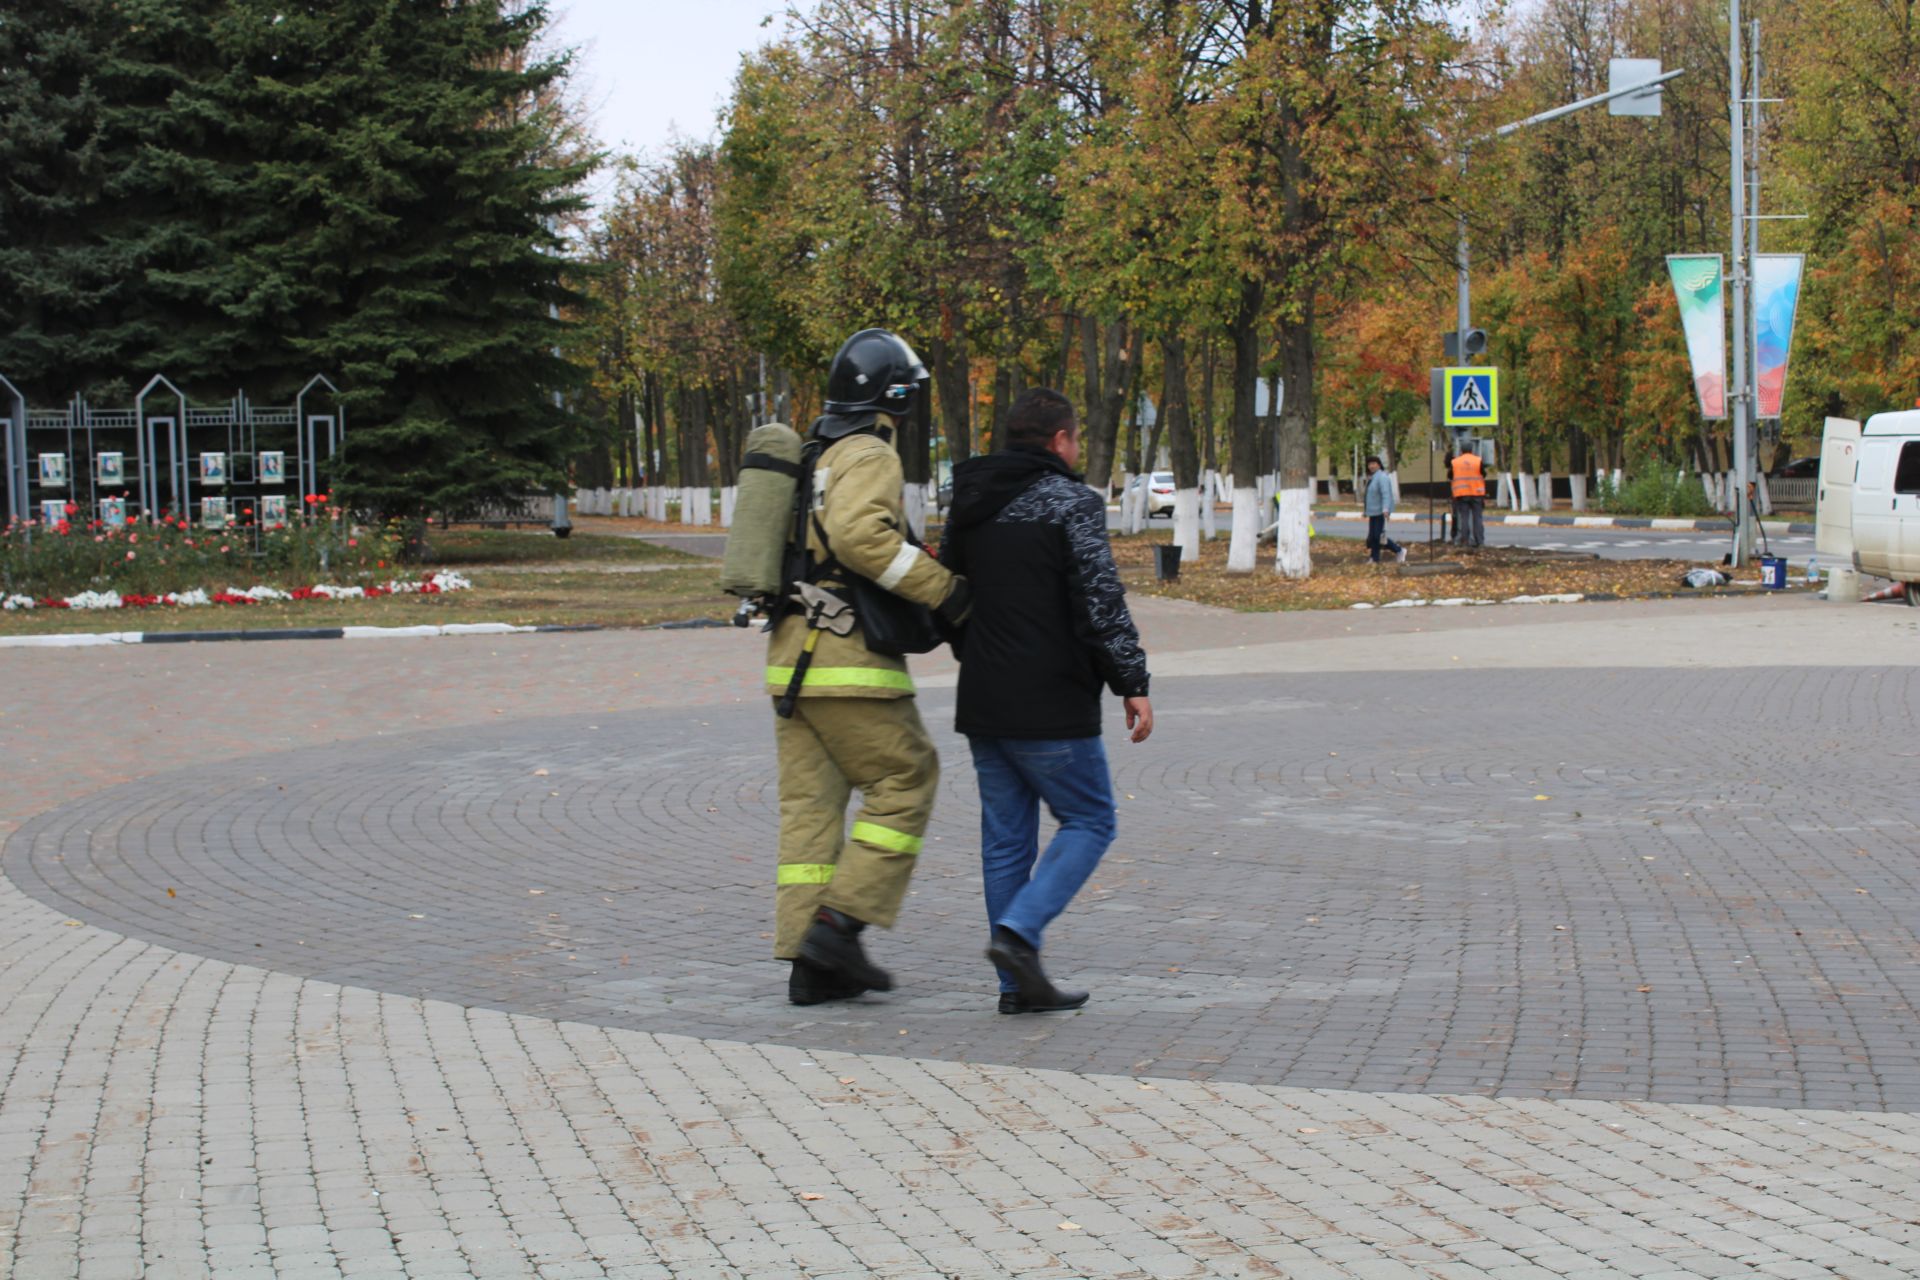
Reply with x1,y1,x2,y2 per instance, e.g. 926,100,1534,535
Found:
42,499,68,527
201,496,229,529
38,453,68,488
200,452,228,485
257,451,286,484
96,451,126,487
100,497,128,528
259,494,288,528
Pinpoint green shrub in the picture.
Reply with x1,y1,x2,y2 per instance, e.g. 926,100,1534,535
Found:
1593,471,1720,519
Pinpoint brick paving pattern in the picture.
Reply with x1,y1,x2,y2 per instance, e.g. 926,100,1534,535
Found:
3,595,1919,1277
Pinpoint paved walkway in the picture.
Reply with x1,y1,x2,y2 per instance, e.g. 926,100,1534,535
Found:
3,596,1919,1278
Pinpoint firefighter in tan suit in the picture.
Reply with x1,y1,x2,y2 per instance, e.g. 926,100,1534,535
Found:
772,329,970,1005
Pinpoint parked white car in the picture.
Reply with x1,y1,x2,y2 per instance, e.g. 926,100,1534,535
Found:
1818,412,1920,605
1126,471,1177,517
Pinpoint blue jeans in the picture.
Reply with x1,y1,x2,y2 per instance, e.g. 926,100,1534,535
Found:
968,735,1118,992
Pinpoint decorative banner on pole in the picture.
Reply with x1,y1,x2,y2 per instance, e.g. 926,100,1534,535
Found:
1666,254,1726,419
1752,253,1805,419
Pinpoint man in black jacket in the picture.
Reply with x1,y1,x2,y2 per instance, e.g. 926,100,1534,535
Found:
940,388,1153,1013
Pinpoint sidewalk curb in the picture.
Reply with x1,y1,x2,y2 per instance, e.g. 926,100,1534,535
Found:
0,622,602,649
1350,585,1803,610
1316,509,1815,535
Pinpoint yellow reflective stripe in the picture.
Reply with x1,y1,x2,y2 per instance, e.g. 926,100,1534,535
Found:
850,821,923,855
766,666,915,692
777,863,835,885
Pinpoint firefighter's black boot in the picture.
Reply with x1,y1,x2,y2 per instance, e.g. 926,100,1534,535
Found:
797,907,893,992
788,958,870,1006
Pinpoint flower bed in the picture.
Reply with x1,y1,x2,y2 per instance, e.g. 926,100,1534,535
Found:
4,572,472,612
2,498,409,599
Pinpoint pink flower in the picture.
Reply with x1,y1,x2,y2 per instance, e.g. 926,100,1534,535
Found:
126,551,136,560
94,535,104,543
220,545,230,553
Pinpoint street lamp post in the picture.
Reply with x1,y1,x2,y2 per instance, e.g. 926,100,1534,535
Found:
1453,65,1687,470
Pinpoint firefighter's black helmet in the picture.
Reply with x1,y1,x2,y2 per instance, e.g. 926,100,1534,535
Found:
820,329,928,434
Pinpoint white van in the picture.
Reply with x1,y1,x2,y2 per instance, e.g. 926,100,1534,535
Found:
1817,412,1920,604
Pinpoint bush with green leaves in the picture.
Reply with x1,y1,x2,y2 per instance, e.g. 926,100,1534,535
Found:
1591,471,1720,519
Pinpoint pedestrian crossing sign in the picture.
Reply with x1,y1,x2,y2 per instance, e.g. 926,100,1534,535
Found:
1443,367,1499,427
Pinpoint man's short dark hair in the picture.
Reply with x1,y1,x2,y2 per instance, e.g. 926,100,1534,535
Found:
1001,388,1076,451
1366,455,1383,469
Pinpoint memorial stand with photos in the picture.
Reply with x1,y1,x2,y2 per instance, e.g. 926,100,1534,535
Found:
2,374,343,544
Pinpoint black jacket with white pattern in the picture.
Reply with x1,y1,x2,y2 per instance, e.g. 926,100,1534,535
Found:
939,446,1150,739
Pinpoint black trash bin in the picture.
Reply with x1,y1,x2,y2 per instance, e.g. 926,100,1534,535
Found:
1155,544,1183,580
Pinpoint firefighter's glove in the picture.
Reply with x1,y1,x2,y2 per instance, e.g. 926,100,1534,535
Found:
937,576,973,627
792,582,856,637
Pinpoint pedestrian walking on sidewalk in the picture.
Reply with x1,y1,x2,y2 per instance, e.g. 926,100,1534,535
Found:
940,388,1154,1014
1363,457,1406,564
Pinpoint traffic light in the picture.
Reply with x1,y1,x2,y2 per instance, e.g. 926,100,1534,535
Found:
1444,329,1488,360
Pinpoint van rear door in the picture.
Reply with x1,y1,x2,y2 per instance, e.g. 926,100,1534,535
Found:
1816,416,1860,559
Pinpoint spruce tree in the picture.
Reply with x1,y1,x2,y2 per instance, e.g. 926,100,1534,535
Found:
202,0,593,519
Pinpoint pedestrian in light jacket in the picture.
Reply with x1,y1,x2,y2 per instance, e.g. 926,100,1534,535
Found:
1362,456,1406,564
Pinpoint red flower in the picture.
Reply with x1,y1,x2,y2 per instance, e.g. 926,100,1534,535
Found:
347,538,358,547
63,502,77,516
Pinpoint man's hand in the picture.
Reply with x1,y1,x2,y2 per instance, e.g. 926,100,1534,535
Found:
1123,696,1154,743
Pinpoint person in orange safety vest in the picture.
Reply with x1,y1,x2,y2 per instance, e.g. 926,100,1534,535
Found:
1449,447,1486,548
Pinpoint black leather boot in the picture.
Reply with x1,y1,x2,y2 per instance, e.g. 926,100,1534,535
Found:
788,958,869,1006
986,926,1088,1012
797,907,894,992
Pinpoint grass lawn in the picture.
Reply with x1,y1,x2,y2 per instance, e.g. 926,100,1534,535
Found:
1,523,1802,638
0,531,733,636
1105,526,1797,610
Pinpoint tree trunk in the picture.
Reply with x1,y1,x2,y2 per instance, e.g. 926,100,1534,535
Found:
928,334,972,464
1273,316,1315,579
1226,279,1265,573
1163,332,1200,561
1079,316,1136,502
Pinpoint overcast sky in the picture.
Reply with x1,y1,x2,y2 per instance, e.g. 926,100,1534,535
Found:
550,0,793,195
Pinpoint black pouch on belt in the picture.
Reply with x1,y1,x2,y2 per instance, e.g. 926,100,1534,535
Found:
846,576,941,656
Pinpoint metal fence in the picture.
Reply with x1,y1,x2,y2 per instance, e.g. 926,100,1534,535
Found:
3,374,342,534
1768,477,1816,507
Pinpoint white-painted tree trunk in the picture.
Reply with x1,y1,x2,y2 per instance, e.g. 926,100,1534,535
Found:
1569,474,1588,511
1173,490,1201,562
1496,472,1514,508
1226,487,1260,573
1724,470,1739,514
1612,467,1623,490
1536,472,1553,511
719,486,738,527
902,484,927,538
1516,472,1536,511
1701,471,1721,509
1273,486,1312,579
1199,471,1217,540
1756,472,1772,516
1386,469,1402,507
